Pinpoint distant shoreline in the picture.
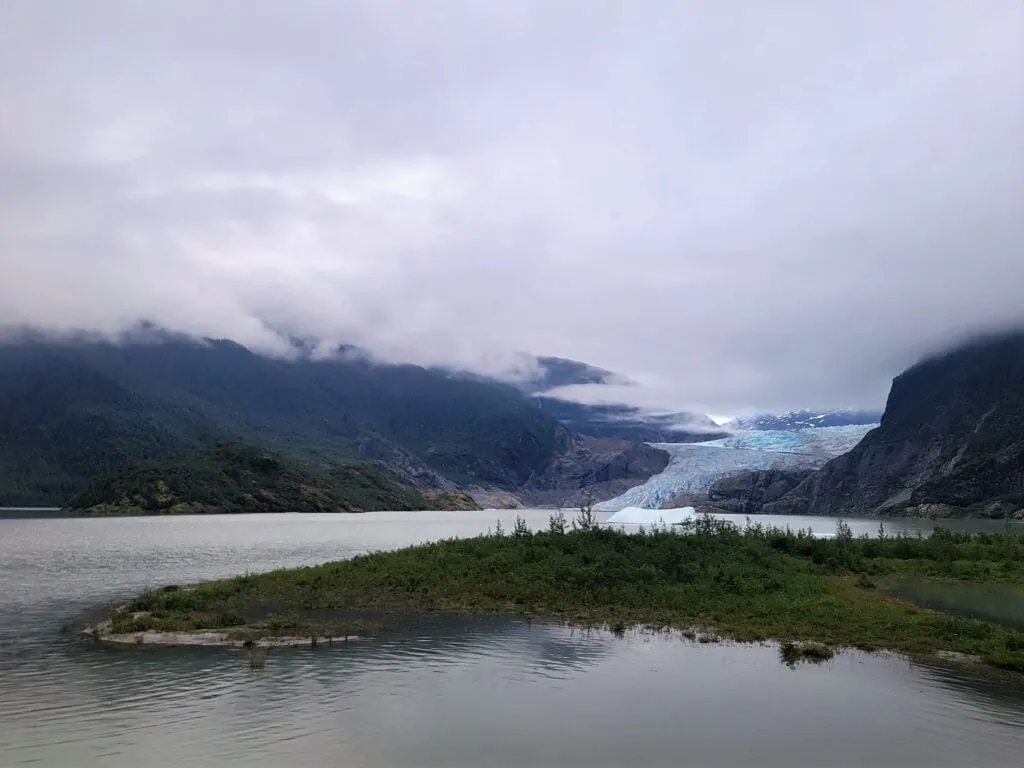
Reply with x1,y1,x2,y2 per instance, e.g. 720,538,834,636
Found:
0,507,67,519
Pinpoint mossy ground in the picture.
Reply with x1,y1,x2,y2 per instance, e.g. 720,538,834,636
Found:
99,515,1024,671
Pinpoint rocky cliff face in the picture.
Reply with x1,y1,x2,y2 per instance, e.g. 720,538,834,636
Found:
706,469,815,514
353,436,457,491
519,436,670,507
763,331,1024,518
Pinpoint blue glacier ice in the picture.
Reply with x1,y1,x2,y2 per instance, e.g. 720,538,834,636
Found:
596,424,875,512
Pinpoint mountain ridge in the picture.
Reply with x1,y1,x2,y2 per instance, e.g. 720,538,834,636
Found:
499,355,728,443
728,408,883,431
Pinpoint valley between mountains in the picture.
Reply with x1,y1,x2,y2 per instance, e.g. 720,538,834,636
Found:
2,329,1023,519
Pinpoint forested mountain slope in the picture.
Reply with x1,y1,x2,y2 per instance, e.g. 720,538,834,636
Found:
0,334,664,506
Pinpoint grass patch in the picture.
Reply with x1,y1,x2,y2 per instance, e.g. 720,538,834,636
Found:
96,515,1024,671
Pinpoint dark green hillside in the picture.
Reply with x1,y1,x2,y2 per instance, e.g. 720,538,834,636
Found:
300,358,569,487
68,443,478,515
0,347,226,505
0,335,570,505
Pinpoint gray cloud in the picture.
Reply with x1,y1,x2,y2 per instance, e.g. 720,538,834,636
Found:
1,0,1022,415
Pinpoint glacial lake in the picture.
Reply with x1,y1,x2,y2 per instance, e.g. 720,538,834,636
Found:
2,509,1024,767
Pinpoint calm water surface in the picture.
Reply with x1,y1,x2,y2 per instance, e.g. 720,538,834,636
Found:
2,510,1024,767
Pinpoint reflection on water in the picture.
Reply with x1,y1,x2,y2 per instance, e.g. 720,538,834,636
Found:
5,626,1024,768
1,511,1024,767
0,506,64,519
887,579,1024,631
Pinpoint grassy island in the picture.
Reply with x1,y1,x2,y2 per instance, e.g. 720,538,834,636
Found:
69,443,478,515
93,514,1024,671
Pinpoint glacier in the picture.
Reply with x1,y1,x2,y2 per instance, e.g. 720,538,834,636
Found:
595,424,875,513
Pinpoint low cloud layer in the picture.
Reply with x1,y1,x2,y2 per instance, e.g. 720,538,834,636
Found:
2,1,1022,414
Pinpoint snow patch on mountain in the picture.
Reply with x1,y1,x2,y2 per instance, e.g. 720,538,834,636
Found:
728,408,883,431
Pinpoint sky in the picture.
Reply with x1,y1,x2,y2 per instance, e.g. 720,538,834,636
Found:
1,1,1022,416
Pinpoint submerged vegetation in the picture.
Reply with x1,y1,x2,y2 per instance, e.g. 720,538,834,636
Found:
778,639,836,666
94,515,1024,672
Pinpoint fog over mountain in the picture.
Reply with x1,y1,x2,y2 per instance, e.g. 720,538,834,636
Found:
1,1,1021,414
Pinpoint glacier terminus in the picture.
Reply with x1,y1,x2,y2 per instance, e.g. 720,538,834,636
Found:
595,425,875,513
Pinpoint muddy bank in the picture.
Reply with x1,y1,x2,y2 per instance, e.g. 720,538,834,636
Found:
78,603,520,648
82,618,363,648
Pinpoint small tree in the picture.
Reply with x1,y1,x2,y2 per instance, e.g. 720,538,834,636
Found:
548,509,567,534
835,518,853,541
513,514,530,537
573,496,598,532
494,518,505,537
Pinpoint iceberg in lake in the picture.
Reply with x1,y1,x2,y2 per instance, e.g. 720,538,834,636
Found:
606,506,696,526
596,425,874,513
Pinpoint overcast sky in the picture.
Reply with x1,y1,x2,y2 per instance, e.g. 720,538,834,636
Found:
1,1,1022,415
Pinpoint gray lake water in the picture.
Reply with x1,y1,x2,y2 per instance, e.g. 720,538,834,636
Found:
2,509,1024,767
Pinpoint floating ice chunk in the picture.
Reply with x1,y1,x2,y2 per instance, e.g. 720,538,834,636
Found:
606,506,696,526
